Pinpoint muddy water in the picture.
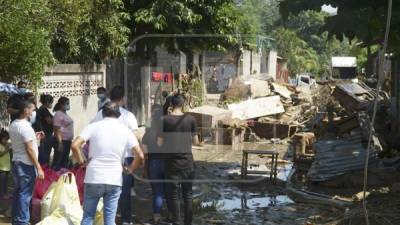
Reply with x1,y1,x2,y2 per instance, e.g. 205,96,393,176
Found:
188,144,335,225
0,143,336,225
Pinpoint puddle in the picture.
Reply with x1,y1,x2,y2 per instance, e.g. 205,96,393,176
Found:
201,194,293,211
277,163,293,181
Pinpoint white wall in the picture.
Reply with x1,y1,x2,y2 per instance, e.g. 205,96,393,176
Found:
268,50,278,80
39,64,106,136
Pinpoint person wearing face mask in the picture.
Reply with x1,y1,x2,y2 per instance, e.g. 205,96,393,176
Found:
91,85,142,225
24,93,46,145
9,99,45,225
52,97,74,170
36,94,55,165
97,87,110,111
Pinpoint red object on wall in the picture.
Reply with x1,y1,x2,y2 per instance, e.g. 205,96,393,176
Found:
163,73,173,83
152,72,173,83
152,72,163,81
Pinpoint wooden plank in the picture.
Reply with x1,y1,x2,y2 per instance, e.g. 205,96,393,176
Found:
188,105,232,128
228,96,284,120
243,149,278,154
271,83,292,99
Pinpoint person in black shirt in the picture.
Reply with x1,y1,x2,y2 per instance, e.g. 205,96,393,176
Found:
157,94,199,225
36,94,54,165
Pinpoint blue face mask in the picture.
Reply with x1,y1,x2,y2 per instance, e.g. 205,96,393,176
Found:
64,104,70,111
97,93,106,100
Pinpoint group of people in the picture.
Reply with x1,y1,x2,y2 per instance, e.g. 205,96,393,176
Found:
0,82,199,225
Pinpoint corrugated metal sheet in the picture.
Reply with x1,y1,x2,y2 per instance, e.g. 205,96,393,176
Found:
307,134,378,181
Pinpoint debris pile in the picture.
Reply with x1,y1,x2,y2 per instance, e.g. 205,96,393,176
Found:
191,77,310,145
190,76,398,187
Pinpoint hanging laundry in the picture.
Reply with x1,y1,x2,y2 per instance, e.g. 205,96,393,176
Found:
163,73,173,83
152,72,163,81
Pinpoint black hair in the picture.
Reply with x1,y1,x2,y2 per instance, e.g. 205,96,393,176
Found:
110,85,124,101
97,87,107,93
40,94,54,105
23,92,35,104
171,94,185,108
54,97,69,112
17,81,27,88
163,95,173,115
15,100,33,117
102,102,121,118
0,128,9,141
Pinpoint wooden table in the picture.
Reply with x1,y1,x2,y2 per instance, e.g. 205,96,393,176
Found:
241,149,279,183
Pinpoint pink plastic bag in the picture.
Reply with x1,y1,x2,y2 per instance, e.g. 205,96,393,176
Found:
33,166,60,199
31,197,41,223
71,167,86,204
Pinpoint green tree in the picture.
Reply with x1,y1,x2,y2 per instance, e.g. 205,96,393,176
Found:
272,27,319,75
284,10,328,54
279,0,400,74
123,0,245,56
50,0,130,63
0,0,55,83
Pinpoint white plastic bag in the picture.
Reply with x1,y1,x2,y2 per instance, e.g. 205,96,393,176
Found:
36,208,69,225
39,173,83,225
40,182,57,219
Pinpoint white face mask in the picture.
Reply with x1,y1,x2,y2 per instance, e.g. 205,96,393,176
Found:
30,111,37,124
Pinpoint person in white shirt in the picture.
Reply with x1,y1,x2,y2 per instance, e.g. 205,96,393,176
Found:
97,87,110,111
71,102,143,225
91,85,143,225
9,99,44,225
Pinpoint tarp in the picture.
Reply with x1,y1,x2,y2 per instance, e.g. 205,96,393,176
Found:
0,82,33,95
0,82,19,95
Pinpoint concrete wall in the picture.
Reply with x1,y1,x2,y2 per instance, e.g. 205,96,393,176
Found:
39,64,106,136
268,50,278,80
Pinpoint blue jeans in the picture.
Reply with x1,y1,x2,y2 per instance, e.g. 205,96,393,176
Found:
148,159,172,215
119,157,134,223
38,133,55,165
81,183,122,225
11,161,37,225
52,140,71,170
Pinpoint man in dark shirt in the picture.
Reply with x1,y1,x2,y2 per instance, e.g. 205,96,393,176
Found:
36,94,55,165
157,94,199,225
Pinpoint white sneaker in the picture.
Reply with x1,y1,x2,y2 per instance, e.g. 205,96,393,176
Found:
130,188,136,196
122,222,133,225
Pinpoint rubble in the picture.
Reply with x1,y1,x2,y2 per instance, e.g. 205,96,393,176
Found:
245,78,271,98
307,133,379,182
271,82,292,99
188,105,232,128
248,121,297,140
220,78,250,104
332,81,382,113
228,96,285,120
292,132,315,172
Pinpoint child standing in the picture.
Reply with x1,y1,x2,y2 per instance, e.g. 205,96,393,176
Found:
0,128,11,199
